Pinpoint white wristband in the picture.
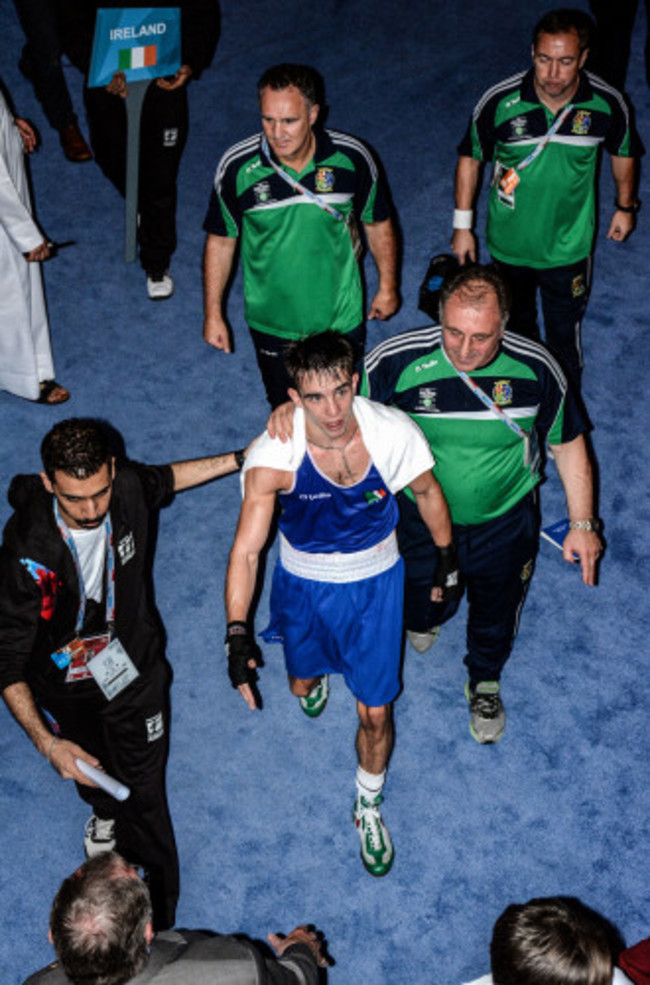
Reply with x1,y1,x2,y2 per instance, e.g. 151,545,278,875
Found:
453,209,473,230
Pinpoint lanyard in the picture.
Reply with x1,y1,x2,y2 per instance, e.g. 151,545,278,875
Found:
442,347,532,468
54,501,115,634
515,102,574,174
260,136,347,223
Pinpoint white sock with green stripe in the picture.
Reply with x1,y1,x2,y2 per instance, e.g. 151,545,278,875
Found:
356,767,385,805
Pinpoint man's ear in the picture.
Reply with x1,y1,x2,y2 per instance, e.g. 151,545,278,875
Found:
579,47,589,70
145,921,154,946
48,929,54,944
40,472,54,495
287,387,301,407
351,372,359,394
309,103,320,128
110,457,116,480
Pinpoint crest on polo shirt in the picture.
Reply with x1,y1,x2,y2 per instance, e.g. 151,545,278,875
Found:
509,116,528,139
315,167,335,192
492,379,513,406
571,110,591,135
253,180,273,204
414,387,438,413
163,128,178,147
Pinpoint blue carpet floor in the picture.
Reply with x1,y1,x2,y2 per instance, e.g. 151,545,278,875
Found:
1,1,649,982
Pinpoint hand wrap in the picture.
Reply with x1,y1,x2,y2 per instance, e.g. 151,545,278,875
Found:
225,621,260,689
433,544,463,603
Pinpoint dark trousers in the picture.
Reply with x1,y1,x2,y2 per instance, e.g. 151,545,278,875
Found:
589,0,650,89
14,0,76,132
37,658,178,931
84,83,188,275
493,257,591,394
249,323,366,409
397,491,539,687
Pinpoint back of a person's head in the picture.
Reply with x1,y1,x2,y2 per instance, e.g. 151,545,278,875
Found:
49,853,152,985
490,897,613,985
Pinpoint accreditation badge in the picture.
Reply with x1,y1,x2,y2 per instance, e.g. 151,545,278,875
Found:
64,633,111,682
493,160,517,209
86,637,139,701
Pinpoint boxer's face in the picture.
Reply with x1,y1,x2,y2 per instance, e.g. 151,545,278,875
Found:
290,368,358,443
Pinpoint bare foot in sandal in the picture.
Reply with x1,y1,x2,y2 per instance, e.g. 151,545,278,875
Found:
37,380,70,405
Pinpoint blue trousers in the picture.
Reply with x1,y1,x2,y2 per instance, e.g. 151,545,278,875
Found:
397,491,539,687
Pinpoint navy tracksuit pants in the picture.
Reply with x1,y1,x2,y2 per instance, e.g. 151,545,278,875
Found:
397,491,539,687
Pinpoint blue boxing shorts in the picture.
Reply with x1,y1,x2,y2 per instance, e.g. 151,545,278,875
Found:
261,534,404,707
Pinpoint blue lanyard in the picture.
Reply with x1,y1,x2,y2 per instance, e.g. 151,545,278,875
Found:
442,346,533,469
260,136,347,223
515,102,574,174
53,501,115,634
442,347,528,441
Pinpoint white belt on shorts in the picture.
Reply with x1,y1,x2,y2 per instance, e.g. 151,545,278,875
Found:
279,531,399,584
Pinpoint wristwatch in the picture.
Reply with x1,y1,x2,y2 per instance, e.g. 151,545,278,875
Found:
569,518,602,533
614,199,641,214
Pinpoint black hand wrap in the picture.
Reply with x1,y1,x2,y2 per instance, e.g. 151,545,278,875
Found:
433,544,463,602
225,621,260,689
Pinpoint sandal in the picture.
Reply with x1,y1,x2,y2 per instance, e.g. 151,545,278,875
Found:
37,380,70,405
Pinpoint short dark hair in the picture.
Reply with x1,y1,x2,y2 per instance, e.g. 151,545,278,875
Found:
491,897,613,985
49,853,152,985
41,418,111,481
438,264,511,326
257,63,322,106
284,330,355,390
533,9,593,51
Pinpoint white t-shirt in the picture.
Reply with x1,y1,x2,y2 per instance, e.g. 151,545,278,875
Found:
70,525,106,602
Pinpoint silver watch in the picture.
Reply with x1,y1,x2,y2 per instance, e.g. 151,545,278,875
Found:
569,519,601,533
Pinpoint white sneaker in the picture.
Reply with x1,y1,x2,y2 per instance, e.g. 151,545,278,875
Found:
146,271,174,301
353,795,394,877
407,626,440,653
84,814,116,858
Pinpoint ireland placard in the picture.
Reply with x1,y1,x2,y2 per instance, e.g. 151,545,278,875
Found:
88,7,181,88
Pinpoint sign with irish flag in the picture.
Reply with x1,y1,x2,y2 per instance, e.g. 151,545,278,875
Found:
88,7,181,88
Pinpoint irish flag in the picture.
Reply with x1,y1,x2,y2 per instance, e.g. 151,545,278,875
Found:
118,45,157,70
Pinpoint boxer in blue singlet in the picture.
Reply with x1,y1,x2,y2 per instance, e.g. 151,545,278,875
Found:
224,332,459,878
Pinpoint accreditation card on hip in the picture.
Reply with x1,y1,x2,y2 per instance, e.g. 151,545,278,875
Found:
86,637,140,701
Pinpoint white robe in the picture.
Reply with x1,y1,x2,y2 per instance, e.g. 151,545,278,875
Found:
0,91,55,399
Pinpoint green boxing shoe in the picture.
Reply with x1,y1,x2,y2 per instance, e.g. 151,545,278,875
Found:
299,674,330,718
353,794,394,877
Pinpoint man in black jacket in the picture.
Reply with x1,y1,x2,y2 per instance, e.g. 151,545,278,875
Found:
23,852,328,984
0,418,246,930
